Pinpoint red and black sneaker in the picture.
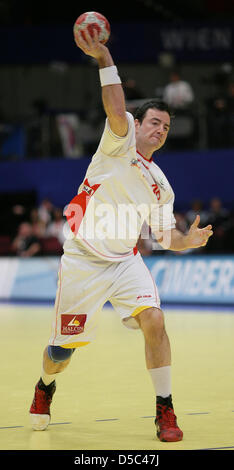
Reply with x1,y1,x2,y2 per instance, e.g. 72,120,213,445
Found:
29,378,56,430
155,395,183,442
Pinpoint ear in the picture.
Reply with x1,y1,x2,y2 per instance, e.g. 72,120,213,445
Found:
134,119,141,132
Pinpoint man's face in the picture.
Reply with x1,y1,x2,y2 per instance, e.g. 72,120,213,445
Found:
135,108,170,152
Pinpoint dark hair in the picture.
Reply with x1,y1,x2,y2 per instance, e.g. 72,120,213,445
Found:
134,99,174,123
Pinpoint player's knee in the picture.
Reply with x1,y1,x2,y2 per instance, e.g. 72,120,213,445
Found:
47,345,75,363
137,307,165,334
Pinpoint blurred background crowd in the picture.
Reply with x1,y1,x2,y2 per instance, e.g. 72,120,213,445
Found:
1,194,233,257
0,0,234,257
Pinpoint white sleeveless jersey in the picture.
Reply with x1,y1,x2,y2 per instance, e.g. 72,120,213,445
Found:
64,112,176,261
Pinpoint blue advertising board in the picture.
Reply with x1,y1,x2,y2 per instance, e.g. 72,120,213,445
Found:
144,255,234,304
0,255,233,305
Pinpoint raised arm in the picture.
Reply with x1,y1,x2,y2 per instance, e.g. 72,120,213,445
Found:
74,29,128,137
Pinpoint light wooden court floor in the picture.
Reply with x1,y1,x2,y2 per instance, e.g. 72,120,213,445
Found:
0,303,234,451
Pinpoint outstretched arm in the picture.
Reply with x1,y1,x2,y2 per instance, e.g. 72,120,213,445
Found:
156,215,213,251
74,29,128,137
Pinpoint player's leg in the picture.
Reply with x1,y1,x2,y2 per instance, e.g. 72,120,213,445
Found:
29,250,114,430
135,307,183,442
111,253,183,442
29,345,75,431
42,345,74,379
135,306,171,369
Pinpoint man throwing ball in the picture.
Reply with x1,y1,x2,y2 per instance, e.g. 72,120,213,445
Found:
30,26,213,442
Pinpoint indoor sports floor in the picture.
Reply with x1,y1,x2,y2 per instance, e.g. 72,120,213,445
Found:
0,302,234,451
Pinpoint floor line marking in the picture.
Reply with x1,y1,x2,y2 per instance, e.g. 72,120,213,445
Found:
0,426,24,429
95,419,119,422
49,422,72,426
0,409,232,430
141,416,155,418
0,422,72,430
199,446,234,450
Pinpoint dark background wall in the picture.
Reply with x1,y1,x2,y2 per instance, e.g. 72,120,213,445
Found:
1,0,234,211
0,148,233,211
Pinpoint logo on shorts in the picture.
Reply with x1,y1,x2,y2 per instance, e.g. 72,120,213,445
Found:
136,295,152,301
61,314,87,335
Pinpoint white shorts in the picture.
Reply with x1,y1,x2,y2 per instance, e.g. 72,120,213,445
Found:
49,247,160,349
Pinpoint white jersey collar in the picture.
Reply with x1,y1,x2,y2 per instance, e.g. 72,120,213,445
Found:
136,149,153,163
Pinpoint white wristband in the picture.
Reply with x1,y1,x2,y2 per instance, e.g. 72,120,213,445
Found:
99,65,122,87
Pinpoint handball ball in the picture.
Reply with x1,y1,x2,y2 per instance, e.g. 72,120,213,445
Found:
74,11,111,44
